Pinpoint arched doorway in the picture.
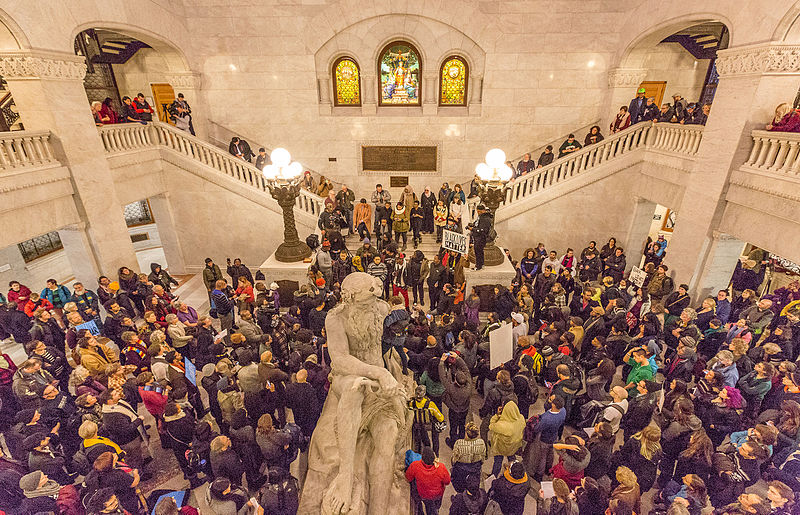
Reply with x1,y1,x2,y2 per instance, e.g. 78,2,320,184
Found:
73,27,191,125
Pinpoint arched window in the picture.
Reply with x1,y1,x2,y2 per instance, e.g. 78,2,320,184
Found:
439,56,468,106
378,41,421,106
332,56,361,106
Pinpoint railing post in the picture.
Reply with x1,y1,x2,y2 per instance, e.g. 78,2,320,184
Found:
781,141,800,174
767,140,789,172
746,136,763,165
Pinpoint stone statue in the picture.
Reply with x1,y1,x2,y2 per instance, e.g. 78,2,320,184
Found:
299,272,414,515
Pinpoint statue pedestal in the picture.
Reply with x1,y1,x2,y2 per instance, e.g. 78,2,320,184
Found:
258,250,310,288
463,255,517,293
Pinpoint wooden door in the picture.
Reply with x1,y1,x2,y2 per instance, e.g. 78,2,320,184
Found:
150,83,175,124
639,81,666,106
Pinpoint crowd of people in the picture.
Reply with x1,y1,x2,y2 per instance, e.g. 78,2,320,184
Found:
1,215,799,515
91,92,195,135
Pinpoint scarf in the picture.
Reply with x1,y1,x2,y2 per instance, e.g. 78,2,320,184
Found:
504,468,528,484
170,360,186,374
24,478,61,498
83,436,123,455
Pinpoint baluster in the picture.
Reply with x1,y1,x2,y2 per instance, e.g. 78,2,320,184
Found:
780,141,800,173
20,138,35,164
791,148,800,175
4,140,18,166
676,130,687,153
693,131,703,154
768,140,791,172
31,137,46,163
746,137,763,165
0,141,9,168
762,139,780,169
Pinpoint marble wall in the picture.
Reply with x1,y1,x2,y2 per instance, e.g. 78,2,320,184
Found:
641,43,710,105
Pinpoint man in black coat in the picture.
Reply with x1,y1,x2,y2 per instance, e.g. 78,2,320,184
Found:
0,302,32,343
284,369,320,439
162,402,199,483
28,310,65,352
628,87,647,125
471,205,492,271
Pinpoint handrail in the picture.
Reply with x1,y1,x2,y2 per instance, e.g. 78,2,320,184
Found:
499,122,703,209
743,130,800,176
509,119,602,166
0,129,58,171
206,119,346,193
98,122,325,217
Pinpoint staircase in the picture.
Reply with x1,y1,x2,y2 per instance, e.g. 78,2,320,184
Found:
491,121,704,221
97,121,326,225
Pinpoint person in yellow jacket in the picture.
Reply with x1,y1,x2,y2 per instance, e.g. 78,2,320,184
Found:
78,420,124,465
433,200,448,244
409,384,444,455
488,401,526,477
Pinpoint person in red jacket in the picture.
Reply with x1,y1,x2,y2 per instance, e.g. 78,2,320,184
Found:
24,292,54,318
405,446,451,515
7,280,32,311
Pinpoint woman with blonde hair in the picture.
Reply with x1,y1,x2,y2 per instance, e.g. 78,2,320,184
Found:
488,401,526,477
767,102,800,132
611,423,662,492
610,466,641,514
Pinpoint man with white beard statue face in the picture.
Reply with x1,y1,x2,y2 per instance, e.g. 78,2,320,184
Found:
299,272,414,515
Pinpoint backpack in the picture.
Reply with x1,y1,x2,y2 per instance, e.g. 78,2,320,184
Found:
259,473,300,515
514,373,539,404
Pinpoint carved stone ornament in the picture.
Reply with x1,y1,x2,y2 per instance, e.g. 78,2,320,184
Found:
716,44,800,77
607,68,647,88
0,52,86,81
166,73,201,89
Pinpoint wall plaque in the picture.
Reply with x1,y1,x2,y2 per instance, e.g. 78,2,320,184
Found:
390,176,409,188
361,145,437,172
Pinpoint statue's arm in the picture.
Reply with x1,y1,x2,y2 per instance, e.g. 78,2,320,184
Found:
326,313,390,381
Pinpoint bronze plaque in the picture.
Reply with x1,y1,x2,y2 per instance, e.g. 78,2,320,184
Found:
361,145,437,172
390,176,409,188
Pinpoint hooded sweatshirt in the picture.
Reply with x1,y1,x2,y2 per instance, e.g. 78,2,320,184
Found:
488,401,526,457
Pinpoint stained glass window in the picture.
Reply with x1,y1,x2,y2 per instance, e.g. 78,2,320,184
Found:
378,41,421,106
439,56,468,106
333,57,361,106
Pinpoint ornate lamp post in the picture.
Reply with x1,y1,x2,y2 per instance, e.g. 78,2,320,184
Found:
468,148,513,267
262,148,312,263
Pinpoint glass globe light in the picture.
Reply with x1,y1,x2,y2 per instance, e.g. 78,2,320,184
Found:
485,148,506,168
270,147,291,167
475,163,491,180
288,161,303,178
262,164,277,179
498,164,514,182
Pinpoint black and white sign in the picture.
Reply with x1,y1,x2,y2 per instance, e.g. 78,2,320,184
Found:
629,266,647,288
442,229,468,254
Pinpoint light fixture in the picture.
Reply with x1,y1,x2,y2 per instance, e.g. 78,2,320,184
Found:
262,148,303,184
476,148,513,183
260,147,311,262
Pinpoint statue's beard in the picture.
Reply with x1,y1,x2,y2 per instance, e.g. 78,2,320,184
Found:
345,302,382,353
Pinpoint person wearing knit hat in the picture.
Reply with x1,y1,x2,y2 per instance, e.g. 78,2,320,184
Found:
18,470,62,513
489,460,529,514
404,446,451,514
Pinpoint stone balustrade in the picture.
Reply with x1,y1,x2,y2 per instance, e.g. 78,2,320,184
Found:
0,130,58,171
744,130,800,175
500,122,703,209
99,122,325,216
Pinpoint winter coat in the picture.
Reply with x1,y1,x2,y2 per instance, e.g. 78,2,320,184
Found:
488,402,525,457
40,284,71,308
7,285,32,309
439,357,473,413
203,263,224,291
148,263,178,291
489,473,529,515
78,343,118,377
405,460,451,500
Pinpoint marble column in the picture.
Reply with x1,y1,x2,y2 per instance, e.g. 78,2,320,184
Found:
57,223,102,288
0,50,139,274
623,196,657,272
147,193,187,275
165,72,207,140
663,43,800,297
691,231,746,301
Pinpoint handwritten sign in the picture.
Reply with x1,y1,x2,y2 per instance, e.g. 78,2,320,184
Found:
629,266,647,288
442,229,468,255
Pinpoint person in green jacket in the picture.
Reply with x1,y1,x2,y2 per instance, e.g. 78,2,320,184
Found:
392,202,411,250
202,258,223,304
624,347,654,397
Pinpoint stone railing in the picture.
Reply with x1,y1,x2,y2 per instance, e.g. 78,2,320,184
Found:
502,122,702,207
0,130,58,171
207,119,346,193
743,130,800,175
99,122,325,217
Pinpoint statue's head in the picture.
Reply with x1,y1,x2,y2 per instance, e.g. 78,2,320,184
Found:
341,272,382,304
